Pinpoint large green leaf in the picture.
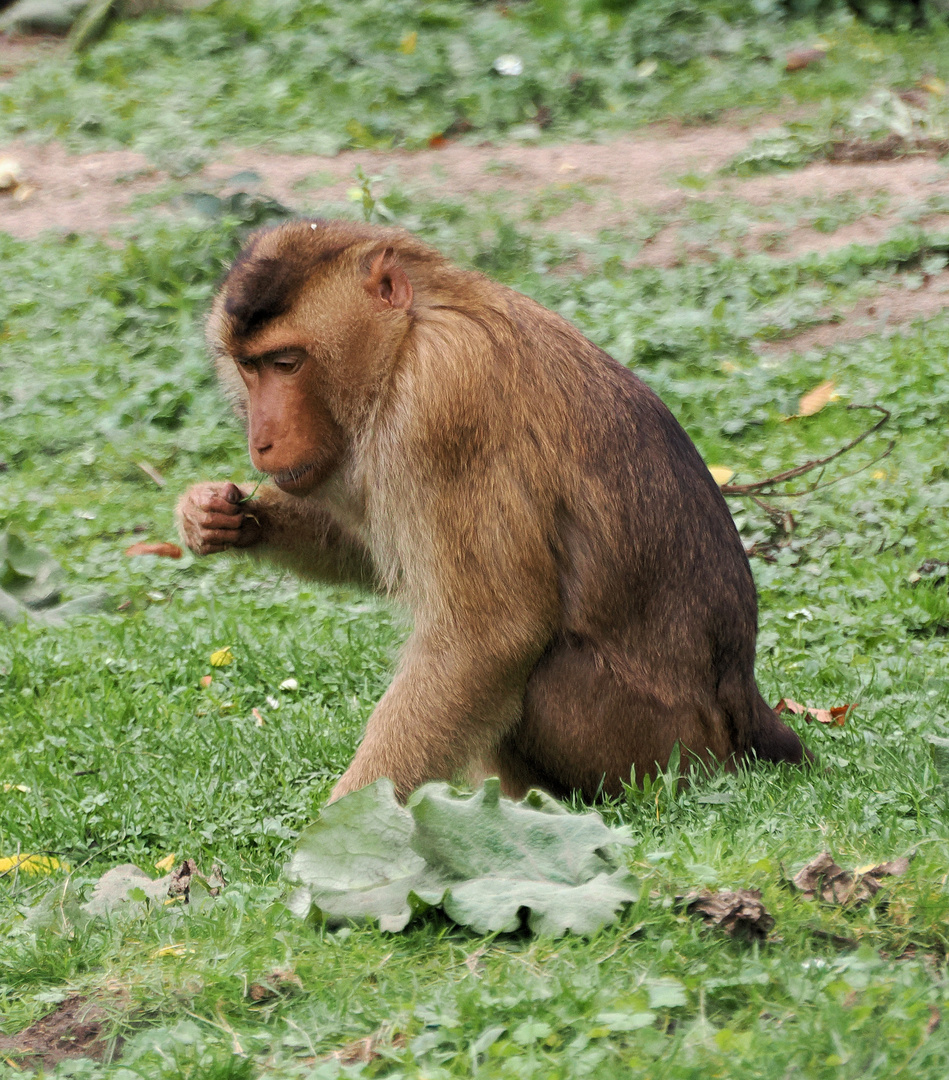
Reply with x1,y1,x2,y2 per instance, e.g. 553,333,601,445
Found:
286,778,640,937
0,529,64,608
285,780,447,932
0,529,108,625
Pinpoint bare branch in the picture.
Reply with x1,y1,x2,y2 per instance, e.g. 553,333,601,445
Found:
721,404,892,498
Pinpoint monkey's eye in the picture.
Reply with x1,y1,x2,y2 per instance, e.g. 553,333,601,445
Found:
272,356,303,374
235,358,257,373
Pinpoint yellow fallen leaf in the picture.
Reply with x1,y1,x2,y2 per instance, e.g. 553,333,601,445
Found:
155,853,177,873
920,76,946,96
346,186,364,202
152,944,189,958
399,30,417,54
210,647,234,667
872,469,887,480
2,783,30,793
0,854,61,875
708,465,735,486
798,380,836,417
853,863,878,876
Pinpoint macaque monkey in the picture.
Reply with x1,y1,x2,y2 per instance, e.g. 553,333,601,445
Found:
177,219,807,803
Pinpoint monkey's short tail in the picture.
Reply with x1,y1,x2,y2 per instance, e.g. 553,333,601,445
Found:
749,696,814,765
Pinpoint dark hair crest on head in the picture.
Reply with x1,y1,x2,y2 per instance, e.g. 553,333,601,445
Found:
223,218,353,340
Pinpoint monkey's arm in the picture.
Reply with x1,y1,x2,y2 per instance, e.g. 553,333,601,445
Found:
176,481,377,588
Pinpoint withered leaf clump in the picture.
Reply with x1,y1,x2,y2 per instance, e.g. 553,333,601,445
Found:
791,852,912,906
124,541,182,558
247,969,304,1003
168,859,226,902
681,889,775,941
775,698,856,727
785,48,826,73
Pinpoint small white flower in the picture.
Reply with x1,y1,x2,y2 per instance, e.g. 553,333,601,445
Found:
266,695,280,709
494,54,523,77
280,677,299,691
787,608,813,621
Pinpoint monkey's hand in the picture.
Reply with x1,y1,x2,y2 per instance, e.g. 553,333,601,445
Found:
176,482,263,556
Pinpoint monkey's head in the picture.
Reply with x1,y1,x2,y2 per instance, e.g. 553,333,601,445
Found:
208,219,422,496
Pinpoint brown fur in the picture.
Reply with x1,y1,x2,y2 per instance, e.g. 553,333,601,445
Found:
177,219,808,803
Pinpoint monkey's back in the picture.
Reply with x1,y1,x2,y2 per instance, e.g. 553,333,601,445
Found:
494,291,793,790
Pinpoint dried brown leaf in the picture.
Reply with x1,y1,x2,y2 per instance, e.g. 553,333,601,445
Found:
136,461,166,488
867,857,911,878
798,380,836,417
785,48,826,72
829,704,857,725
682,888,774,941
774,700,855,726
791,852,912,906
124,542,182,559
334,1037,377,1066
248,968,303,1002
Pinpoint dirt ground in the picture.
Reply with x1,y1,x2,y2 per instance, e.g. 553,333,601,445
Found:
0,994,121,1070
2,35,948,351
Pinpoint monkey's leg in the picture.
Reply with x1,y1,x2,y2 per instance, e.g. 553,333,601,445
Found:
515,639,734,801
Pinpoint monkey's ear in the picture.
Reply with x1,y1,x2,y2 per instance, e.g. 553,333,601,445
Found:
364,247,413,311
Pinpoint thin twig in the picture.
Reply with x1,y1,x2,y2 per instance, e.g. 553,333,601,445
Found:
722,403,891,497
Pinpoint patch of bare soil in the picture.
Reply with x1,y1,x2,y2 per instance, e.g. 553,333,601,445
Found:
1,33,948,349
0,995,121,1070
0,124,763,240
0,33,59,80
3,130,948,253
758,270,949,354
635,156,949,268
828,134,949,163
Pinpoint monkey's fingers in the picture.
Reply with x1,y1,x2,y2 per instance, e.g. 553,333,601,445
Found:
199,495,246,519
191,527,247,555
198,510,246,531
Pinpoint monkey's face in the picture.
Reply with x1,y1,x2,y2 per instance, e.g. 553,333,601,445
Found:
232,345,346,496
209,221,416,495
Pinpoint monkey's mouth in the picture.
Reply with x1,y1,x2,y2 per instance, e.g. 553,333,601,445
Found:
272,463,317,493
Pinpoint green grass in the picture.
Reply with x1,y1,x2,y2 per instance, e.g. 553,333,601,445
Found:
2,177,949,1075
2,1,949,164
4,2,949,1068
